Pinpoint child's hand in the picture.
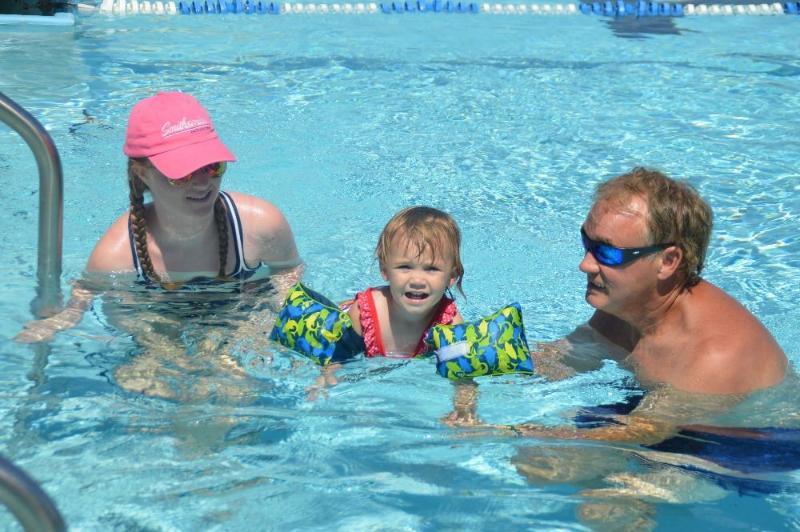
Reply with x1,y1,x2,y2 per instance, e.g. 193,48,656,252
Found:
305,363,340,402
442,380,480,426
442,408,481,427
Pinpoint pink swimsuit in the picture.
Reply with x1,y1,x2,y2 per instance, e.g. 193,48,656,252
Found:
352,287,459,357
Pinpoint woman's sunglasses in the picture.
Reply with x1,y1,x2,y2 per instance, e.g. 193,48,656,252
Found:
168,161,227,187
581,227,674,267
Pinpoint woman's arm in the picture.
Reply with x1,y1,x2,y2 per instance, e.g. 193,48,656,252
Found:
15,282,94,343
15,214,131,344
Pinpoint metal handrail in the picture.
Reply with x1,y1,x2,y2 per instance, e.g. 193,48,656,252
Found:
0,91,63,317
0,455,65,532
0,93,66,529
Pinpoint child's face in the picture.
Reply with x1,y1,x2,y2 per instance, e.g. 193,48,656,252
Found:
381,238,456,318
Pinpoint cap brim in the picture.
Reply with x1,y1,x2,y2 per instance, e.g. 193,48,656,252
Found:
148,137,236,180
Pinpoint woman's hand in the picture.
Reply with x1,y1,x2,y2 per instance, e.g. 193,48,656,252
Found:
15,285,93,343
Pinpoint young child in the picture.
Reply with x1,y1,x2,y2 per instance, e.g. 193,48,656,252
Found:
347,206,465,357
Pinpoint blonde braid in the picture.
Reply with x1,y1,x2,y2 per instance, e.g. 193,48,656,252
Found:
128,160,163,285
214,195,229,280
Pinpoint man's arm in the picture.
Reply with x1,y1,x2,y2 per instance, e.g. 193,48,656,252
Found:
531,320,628,381
500,386,743,445
588,310,638,352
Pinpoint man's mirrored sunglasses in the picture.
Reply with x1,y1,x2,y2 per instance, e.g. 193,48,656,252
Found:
581,227,674,267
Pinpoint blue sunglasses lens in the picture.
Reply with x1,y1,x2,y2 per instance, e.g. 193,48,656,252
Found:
581,230,623,266
594,244,623,266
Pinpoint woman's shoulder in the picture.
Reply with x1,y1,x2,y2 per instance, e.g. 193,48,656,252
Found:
223,191,294,240
86,211,136,273
223,191,300,268
223,191,286,222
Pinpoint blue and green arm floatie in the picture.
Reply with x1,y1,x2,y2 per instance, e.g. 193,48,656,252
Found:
269,283,364,366
425,303,534,380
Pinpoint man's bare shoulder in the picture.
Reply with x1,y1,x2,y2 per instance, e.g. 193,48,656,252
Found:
688,281,783,351
687,339,787,394
682,281,787,393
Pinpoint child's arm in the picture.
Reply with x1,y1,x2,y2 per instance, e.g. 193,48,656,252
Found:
305,297,363,401
443,379,480,426
305,363,341,402
440,309,482,426
347,300,364,336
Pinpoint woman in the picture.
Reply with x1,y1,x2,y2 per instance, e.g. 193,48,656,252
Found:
17,92,302,397
92,90,300,288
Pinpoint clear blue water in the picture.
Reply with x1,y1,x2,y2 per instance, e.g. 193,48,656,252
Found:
1,9,799,530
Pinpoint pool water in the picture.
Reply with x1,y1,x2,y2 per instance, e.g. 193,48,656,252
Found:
1,8,799,530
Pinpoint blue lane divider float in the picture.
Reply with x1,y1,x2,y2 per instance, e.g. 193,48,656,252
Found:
379,0,480,13
578,0,683,16
178,0,281,13
97,0,800,15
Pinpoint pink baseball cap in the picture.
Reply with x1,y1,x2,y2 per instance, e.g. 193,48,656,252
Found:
123,92,236,179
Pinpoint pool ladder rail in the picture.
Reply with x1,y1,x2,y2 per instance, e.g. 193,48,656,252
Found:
95,0,800,15
0,92,63,319
0,94,65,528
0,455,66,532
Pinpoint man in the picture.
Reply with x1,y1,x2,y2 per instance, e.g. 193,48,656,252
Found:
516,167,787,443
506,167,791,530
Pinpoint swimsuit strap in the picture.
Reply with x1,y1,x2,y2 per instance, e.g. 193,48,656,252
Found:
218,191,246,276
356,288,385,357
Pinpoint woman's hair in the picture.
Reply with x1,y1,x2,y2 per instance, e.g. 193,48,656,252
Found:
595,167,713,287
375,206,464,295
127,158,229,287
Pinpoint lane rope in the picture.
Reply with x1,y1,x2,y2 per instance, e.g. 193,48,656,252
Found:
95,0,799,15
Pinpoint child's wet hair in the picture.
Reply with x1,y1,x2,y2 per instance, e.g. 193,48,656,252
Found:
375,206,464,296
